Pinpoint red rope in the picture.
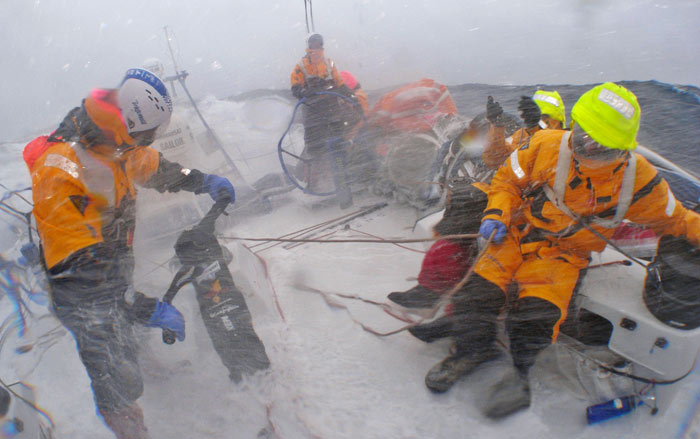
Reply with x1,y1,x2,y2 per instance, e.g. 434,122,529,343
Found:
294,233,495,337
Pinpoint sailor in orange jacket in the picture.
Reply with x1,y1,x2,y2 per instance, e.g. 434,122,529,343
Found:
290,34,357,190
482,90,566,169
290,33,345,100
425,83,700,419
27,69,236,439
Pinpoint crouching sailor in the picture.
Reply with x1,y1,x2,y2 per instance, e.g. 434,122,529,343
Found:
424,82,700,419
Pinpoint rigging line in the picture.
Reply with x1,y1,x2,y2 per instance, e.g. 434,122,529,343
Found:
0,199,31,221
134,256,174,282
140,206,384,281
283,230,339,251
251,203,388,252
163,27,250,176
295,232,495,337
576,218,648,269
252,216,350,253
279,228,335,251
0,205,28,224
237,150,277,160
304,0,310,34
308,0,315,32
0,184,33,207
220,232,482,245
0,206,38,236
248,205,372,250
163,26,181,75
347,227,427,254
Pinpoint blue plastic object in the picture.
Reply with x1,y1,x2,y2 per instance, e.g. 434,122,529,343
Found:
586,395,638,424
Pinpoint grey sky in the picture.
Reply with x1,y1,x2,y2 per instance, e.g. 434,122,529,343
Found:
1,0,699,142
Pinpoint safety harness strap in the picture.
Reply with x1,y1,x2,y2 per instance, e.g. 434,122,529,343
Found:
544,131,636,229
69,142,117,208
298,57,333,81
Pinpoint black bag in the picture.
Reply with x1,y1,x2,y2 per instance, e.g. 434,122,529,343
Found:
643,235,700,330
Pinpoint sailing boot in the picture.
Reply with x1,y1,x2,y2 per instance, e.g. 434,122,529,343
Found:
388,284,440,309
480,296,559,418
425,346,501,393
424,273,505,393
408,315,454,343
101,403,150,439
481,365,531,419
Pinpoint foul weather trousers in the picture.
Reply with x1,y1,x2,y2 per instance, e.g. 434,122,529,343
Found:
49,249,144,415
452,228,589,373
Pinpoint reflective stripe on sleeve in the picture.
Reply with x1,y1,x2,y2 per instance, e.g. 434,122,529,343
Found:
510,150,525,179
665,188,676,217
44,154,79,179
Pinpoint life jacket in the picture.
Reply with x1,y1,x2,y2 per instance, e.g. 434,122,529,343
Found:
367,78,458,134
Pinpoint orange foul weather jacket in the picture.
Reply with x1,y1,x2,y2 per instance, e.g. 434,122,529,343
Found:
474,129,700,335
30,142,158,269
28,110,206,271
290,49,344,98
482,129,700,254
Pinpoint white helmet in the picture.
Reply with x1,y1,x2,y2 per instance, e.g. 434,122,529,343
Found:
117,68,172,134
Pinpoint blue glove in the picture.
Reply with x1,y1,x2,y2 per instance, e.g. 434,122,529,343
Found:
479,219,507,244
147,301,185,341
202,174,236,204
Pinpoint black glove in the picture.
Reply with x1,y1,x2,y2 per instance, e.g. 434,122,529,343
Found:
486,96,504,126
337,84,355,99
292,85,309,100
518,96,541,129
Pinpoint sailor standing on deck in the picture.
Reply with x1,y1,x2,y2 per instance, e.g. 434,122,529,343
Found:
25,68,236,438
